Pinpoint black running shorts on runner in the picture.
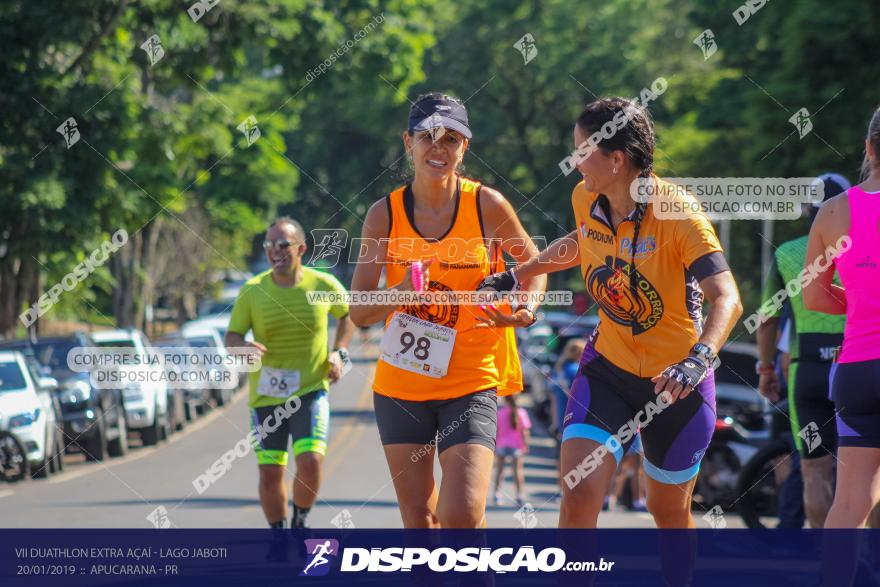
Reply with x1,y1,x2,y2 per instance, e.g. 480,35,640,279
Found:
250,390,329,466
561,341,716,485
789,360,838,459
373,389,498,454
830,358,880,449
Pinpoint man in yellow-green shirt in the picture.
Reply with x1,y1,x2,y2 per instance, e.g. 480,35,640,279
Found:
226,217,354,531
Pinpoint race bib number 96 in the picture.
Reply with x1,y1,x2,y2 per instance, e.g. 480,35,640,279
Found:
379,312,456,378
257,367,301,398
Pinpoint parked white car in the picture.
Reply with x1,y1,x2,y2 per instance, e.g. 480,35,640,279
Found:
180,323,239,405
90,329,169,446
182,320,230,345
196,281,244,318
183,314,253,342
180,320,226,349
0,351,62,478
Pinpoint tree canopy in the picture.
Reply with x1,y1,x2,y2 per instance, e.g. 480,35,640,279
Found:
2,0,876,340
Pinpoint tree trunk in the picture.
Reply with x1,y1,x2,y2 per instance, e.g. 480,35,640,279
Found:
139,221,160,333
16,256,39,337
112,229,142,328
0,257,19,338
0,214,42,338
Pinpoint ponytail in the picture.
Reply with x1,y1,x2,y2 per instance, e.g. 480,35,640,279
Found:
861,105,880,181
575,98,655,315
628,203,648,299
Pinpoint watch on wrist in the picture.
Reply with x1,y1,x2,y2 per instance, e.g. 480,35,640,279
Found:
755,360,775,375
691,343,719,370
334,348,349,362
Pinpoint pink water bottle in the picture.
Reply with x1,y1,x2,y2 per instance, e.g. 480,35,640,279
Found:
411,261,425,292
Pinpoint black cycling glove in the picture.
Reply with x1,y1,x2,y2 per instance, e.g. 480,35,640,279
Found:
476,269,519,292
660,355,710,390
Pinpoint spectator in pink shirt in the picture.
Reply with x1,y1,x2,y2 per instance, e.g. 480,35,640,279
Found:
493,395,532,506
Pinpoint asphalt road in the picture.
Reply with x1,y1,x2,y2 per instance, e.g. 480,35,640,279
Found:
0,333,743,529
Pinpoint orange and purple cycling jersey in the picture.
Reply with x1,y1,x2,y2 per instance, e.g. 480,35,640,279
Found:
829,186,880,449
570,178,729,377
562,178,730,485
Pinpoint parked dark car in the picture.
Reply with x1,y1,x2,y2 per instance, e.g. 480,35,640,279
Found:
0,334,128,461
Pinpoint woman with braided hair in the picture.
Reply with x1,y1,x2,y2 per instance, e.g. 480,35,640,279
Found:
478,97,743,529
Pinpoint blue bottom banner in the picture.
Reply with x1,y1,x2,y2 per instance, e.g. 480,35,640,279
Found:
2,529,879,586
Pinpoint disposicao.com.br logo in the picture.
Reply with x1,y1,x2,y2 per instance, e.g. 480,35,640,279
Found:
301,539,340,577
300,540,615,574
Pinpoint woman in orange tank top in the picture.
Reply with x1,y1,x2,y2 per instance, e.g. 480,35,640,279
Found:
350,93,546,528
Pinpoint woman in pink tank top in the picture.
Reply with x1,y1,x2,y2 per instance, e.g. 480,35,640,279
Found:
804,106,880,538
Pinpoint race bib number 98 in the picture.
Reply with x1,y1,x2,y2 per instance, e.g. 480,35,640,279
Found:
257,367,301,398
379,312,456,378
